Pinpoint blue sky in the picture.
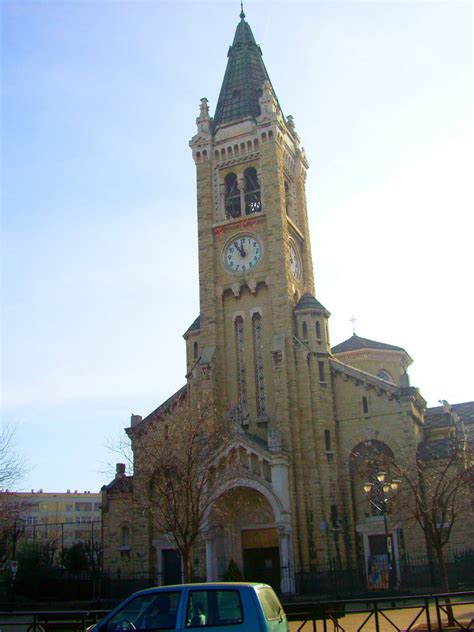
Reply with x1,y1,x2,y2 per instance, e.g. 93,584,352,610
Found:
1,1,472,492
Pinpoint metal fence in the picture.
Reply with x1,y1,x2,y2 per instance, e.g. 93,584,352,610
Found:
1,551,473,605
0,591,473,632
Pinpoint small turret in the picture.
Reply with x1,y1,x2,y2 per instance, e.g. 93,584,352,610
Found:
294,293,331,354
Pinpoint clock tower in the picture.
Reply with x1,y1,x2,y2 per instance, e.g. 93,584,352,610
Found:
186,8,338,584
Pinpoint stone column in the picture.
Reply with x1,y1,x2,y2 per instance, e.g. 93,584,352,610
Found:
237,173,245,216
278,526,296,595
205,532,218,581
219,182,226,221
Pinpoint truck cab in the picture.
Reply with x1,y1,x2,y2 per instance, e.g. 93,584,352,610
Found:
92,582,288,632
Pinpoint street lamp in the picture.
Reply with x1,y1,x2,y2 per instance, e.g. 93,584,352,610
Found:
363,471,401,590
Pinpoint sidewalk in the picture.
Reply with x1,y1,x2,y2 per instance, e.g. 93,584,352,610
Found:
289,602,474,631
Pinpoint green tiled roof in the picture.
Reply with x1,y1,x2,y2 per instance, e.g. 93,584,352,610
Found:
184,315,200,336
294,293,330,314
214,12,282,128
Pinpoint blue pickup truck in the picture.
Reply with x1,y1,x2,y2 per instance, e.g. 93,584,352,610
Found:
90,582,288,632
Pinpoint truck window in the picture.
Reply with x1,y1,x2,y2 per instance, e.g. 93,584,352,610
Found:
185,589,243,627
257,587,284,621
106,591,181,632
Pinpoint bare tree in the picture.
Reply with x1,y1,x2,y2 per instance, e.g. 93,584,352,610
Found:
129,393,244,582
0,424,25,490
102,430,134,479
0,425,27,564
391,438,473,595
352,431,472,613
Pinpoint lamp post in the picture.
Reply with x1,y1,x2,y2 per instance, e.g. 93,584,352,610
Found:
363,471,401,590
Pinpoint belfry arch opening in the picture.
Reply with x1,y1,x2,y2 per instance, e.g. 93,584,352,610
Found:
225,172,241,218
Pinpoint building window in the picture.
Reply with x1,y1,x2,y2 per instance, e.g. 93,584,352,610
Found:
318,361,325,382
252,313,266,417
244,167,261,215
66,504,73,512
225,172,241,218
284,180,291,216
302,321,308,340
193,341,199,360
362,396,369,414
324,429,331,452
377,369,392,382
315,321,322,339
235,316,248,417
121,526,130,547
330,505,339,529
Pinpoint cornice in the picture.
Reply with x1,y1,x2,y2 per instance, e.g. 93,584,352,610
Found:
330,358,400,398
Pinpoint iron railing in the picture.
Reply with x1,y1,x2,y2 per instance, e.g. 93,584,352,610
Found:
0,591,472,632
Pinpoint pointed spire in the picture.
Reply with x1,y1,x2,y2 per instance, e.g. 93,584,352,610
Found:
213,12,283,129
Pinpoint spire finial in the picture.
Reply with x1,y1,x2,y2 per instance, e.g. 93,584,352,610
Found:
240,0,245,19
350,316,357,336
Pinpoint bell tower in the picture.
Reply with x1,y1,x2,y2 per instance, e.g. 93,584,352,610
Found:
188,9,321,446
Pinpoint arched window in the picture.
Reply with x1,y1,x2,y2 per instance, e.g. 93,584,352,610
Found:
121,525,130,547
225,172,241,219
315,321,322,339
193,341,199,360
377,369,392,383
349,440,395,518
284,181,291,216
252,313,266,416
244,167,261,215
234,316,248,416
302,321,308,340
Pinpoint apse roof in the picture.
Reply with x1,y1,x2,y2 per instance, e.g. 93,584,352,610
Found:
332,334,407,355
213,10,282,128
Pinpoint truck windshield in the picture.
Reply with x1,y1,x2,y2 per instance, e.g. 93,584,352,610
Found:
106,591,181,631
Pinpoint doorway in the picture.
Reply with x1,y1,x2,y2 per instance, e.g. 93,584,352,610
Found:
367,534,390,590
242,528,280,590
162,548,181,585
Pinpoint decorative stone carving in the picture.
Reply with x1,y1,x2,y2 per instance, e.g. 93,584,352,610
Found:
196,97,212,137
271,333,285,369
286,115,300,146
257,80,278,122
268,427,283,452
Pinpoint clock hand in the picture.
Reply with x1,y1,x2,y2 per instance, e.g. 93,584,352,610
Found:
234,241,244,256
240,238,247,257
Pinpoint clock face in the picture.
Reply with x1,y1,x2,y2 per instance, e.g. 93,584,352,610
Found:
222,233,262,273
289,240,302,279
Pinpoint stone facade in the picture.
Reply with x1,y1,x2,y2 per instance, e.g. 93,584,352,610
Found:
102,12,473,593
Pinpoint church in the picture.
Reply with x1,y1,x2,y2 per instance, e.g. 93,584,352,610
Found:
102,10,473,594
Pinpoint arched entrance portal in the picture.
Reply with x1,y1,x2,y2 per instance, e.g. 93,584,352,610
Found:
206,485,289,592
